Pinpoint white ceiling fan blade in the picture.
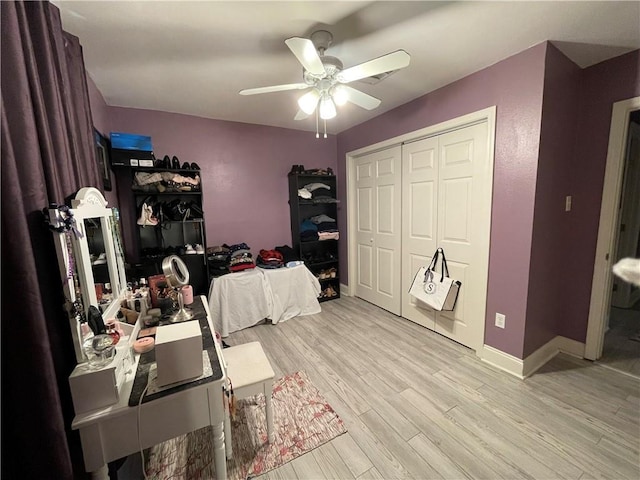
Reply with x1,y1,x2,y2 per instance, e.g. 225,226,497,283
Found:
341,86,381,110
337,50,410,84
294,110,310,121
239,83,309,95
285,37,326,76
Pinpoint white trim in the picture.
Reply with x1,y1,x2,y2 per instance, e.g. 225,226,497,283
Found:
346,106,496,355
555,336,585,358
347,108,495,157
339,283,350,296
585,96,640,360
480,345,524,379
481,336,586,379
521,336,584,377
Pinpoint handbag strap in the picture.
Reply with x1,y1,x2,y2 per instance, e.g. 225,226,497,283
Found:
425,248,451,282
438,248,450,281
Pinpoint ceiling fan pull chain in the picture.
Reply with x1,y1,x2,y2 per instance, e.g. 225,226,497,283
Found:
315,108,320,139
324,118,327,139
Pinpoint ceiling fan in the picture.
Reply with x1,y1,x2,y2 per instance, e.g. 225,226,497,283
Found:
239,30,410,134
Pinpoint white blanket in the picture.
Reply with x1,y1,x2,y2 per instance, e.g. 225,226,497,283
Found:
263,265,321,324
208,265,321,337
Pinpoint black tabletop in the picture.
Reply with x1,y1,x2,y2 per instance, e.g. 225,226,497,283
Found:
128,297,224,406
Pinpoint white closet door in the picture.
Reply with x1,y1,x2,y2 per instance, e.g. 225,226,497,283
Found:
400,122,490,351
354,146,402,315
401,136,439,329
434,122,490,351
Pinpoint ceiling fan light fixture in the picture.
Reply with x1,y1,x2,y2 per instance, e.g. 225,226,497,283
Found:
319,96,336,120
298,89,320,115
331,85,349,106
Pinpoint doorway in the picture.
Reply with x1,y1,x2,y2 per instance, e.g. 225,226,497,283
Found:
598,109,640,377
585,96,640,369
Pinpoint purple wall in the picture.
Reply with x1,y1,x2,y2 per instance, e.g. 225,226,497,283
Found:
108,107,337,258
86,74,119,207
559,49,640,342
337,43,547,357
524,44,581,357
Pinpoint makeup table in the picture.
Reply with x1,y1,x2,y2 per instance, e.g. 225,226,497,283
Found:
71,296,228,480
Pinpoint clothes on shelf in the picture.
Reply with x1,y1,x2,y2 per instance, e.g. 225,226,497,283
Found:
300,215,338,242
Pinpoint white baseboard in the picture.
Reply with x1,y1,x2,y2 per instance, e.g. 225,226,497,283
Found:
481,336,586,379
480,345,524,379
340,283,350,296
522,336,585,377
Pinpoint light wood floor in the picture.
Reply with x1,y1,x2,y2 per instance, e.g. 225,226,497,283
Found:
226,296,640,480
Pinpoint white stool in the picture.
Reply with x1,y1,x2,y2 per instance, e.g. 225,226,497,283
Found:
222,341,275,459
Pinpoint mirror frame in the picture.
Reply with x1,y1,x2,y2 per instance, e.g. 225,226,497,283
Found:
50,187,127,363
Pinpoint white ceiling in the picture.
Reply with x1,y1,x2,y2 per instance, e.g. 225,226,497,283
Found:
54,1,640,134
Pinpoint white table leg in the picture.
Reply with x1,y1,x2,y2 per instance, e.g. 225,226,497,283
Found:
265,381,275,443
212,421,227,480
90,465,109,480
224,393,233,459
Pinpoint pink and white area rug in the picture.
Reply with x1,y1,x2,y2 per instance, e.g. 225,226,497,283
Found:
145,371,347,479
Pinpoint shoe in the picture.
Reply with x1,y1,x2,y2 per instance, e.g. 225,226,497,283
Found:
328,267,337,278
298,165,306,174
190,162,200,170
92,253,107,265
163,155,171,169
194,244,204,254
172,156,180,169
137,203,159,226
185,244,196,255
181,161,191,170
155,158,165,168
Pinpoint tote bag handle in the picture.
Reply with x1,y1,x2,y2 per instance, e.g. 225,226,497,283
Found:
425,248,450,282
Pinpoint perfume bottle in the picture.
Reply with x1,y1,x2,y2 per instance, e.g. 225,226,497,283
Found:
105,319,121,345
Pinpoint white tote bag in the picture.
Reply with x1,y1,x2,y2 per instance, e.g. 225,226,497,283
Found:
409,248,461,311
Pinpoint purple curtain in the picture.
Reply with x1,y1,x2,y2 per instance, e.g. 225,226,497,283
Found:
1,2,101,478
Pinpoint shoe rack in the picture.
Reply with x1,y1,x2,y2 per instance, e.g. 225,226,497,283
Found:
114,162,210,296
288,170,340,302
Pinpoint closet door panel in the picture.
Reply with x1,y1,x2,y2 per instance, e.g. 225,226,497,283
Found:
401,136,439,328
354,147,402,314
355,161,376,303
435,123,489,351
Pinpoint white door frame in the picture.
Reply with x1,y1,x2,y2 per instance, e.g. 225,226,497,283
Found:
584,96,640,360
346,107,496,349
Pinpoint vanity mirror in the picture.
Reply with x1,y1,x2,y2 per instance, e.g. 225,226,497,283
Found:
49,187,128,363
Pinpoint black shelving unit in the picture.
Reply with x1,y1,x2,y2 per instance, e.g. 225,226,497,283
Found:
288,173,340,302
121,166,210,295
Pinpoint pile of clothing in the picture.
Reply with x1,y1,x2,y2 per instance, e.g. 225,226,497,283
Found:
300,214,339,242
133,170,201,193
257,249,284,269
207,245,231,277
228,243,255,272
297,182,340,204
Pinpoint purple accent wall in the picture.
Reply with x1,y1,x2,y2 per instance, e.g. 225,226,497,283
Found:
524,44,581,357
86,74,119,207
108,107,337,258
337,43,547,358
87,75,109,135
558,49,640,342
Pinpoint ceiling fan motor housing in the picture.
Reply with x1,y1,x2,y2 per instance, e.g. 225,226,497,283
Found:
310,30,333,53
304,55,343,84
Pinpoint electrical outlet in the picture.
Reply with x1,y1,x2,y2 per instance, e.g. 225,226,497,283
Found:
495,312,506,329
